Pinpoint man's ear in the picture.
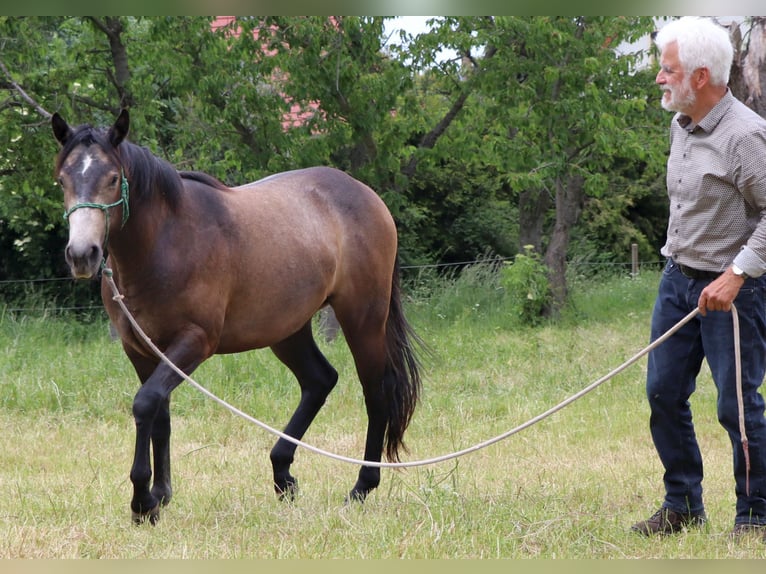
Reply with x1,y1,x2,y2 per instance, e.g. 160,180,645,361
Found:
692,67,711,90
108,108,130,147
51,112,72,146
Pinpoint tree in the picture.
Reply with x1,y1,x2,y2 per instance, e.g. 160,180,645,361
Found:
398,16,664,311
0,16,710,317
729,16,766,117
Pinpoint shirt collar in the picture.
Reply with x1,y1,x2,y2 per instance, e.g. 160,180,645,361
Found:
675,89,734,133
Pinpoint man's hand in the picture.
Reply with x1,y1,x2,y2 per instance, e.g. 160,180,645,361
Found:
697,267,745,316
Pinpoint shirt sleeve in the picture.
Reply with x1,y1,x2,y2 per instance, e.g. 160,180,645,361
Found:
733,128,766,278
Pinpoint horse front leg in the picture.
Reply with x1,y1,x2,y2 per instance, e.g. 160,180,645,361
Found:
124,351,162,524
130,374,177,525
126,337,207,525
150,397,173,508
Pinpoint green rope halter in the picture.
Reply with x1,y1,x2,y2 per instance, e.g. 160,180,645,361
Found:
62,168,130,245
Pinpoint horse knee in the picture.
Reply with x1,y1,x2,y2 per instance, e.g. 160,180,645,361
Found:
132,386,165,424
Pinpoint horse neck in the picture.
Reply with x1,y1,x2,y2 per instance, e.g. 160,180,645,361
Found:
104,202,161,280
107,147,179,275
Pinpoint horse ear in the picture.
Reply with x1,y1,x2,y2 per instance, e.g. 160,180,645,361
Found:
51,112,72,146
108,109,130,147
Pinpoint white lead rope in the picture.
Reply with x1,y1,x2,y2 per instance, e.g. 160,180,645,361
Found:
103,269,748,482
731,305,751,495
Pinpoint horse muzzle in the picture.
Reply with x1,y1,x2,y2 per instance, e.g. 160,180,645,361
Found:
64,209,106,279
65,242,103,279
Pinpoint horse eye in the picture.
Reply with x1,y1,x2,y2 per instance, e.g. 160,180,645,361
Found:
57,177,64,187
111,174,119,186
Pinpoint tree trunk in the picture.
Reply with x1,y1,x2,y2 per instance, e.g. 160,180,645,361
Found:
87,17,135,111
544,173,585,315
729,17,766,119
400,37,498,182
517,187,551,253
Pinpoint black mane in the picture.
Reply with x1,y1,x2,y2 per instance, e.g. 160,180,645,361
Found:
179,170,230,191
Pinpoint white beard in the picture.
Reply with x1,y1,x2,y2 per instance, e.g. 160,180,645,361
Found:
661,77,696,114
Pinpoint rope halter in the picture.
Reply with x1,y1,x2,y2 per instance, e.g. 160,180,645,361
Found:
62,168,130,251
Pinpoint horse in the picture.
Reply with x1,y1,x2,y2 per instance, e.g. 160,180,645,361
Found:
51,109,423,524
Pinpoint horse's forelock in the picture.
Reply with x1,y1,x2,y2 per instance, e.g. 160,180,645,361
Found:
55,124,118,174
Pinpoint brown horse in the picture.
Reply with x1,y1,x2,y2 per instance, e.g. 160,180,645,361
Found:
51,109,422,524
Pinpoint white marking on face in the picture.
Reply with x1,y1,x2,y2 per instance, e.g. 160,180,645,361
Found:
65,207,107,278
81,154,93,176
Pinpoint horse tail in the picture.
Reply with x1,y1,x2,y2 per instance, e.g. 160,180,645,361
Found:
383,258,426,462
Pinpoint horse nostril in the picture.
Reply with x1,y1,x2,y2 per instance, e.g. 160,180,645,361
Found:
65,242,103,278
88,244,100,262
64,244,74,265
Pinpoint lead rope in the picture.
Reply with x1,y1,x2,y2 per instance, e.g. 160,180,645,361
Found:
102,267,748,476
731,305,751,495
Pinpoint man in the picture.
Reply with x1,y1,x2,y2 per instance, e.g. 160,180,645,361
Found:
632,16,766,538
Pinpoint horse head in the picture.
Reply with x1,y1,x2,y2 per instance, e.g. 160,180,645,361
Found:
52,109,130,279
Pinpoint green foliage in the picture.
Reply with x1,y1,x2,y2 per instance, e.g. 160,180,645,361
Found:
500,246,552,326
0,16,681,311
404,259,508,328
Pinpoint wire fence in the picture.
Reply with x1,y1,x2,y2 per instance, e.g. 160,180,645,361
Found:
0,255,666,316
0,275,103,315
401,256,665,272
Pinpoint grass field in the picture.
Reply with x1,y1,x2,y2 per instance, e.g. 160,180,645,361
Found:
1,267,765,558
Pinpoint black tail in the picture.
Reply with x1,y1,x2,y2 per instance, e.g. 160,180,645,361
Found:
383,259,426,461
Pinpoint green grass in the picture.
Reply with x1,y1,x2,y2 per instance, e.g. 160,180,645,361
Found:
1,268,765,558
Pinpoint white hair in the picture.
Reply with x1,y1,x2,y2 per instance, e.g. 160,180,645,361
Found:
654,16,734,87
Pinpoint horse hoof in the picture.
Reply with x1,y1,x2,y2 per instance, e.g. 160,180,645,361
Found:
132,504,161,525
275,479,298,502
344,490,367,505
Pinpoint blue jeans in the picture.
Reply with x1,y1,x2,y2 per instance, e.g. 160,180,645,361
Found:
647,259,766,525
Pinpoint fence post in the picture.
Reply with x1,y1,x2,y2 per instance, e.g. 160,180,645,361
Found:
631,243,638,279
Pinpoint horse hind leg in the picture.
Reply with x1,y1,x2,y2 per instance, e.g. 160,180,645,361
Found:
268,322,338,500
334,318,389,503
341,266,423,503
346,339,388,502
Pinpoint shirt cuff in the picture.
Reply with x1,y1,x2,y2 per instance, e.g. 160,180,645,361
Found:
733,246,766,278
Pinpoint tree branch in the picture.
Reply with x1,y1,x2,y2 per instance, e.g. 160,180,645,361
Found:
399,17,498,183
0,58,51,119
86,16,134,109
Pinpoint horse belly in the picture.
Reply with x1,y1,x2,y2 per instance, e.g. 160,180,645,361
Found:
215,275,331,353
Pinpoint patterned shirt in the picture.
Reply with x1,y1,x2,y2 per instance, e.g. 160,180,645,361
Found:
661,90,766,277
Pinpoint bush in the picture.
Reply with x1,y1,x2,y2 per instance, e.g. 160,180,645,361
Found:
499,245,551,326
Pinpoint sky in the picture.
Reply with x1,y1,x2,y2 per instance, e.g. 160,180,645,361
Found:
383,16,458,62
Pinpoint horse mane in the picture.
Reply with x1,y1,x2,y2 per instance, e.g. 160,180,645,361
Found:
179,171,230,191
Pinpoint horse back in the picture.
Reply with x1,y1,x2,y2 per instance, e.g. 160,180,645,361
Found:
233,167,396,267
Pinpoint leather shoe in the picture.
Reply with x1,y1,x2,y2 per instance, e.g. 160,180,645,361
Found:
731,523,766,540
631,507,706,535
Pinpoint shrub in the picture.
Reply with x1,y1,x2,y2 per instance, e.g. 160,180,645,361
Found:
500,245,551,326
